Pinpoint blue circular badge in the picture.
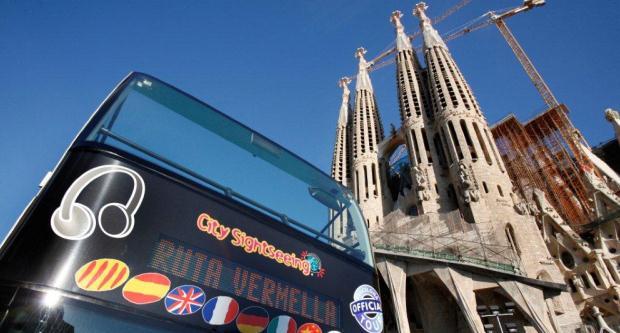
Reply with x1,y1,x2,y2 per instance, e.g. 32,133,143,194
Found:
349,284,383,333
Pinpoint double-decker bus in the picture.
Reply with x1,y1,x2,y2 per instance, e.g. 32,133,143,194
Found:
0,73,383,333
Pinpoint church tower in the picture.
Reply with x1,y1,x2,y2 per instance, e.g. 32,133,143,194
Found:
413,3,576,285
351,47,385,230
390,10,451,215
414,2,514,225
330,78,353,242
330,77,352,187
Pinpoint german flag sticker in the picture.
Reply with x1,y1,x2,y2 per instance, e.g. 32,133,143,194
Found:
122,272,171,305
75,258,129,292
236,306,269,333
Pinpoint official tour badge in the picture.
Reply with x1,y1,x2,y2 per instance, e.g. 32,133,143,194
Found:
350,284,383,333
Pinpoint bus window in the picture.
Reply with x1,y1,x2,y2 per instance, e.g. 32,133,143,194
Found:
83,74,372,265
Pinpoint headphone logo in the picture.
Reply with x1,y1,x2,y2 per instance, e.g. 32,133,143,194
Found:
50,164,145,240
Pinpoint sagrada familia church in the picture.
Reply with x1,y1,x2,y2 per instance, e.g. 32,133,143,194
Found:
329,2,620,332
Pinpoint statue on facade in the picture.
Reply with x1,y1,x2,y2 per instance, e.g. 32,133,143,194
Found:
571,274,585,291
412,165,430,201
458,162,479,203
511,192,529,215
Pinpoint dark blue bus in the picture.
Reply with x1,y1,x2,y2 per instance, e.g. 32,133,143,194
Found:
0,73,383,333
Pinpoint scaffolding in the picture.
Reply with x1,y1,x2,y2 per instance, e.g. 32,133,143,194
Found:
371,210,521,274
492,105,594,229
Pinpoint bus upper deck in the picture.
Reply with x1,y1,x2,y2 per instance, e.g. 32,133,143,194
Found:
0,73,383,333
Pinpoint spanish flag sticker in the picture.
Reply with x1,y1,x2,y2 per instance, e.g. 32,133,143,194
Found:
236,306,269,333
122,272,171,305
75,258,129,292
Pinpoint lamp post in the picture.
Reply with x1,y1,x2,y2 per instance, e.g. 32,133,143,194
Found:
477,302,518,333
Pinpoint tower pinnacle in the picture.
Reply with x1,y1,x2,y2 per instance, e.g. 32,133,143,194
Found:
337,77,352,127
355,47,374,92
391,10,413,51
414,2,448,51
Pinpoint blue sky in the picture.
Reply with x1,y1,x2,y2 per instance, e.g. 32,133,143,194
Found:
1,0,619,239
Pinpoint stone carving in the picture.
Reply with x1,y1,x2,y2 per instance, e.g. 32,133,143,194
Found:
457,162,479,203
511,192,529,215
527,202,540,216
571,274,585,291
605,108,620,122
508,191,540,216
584,167,620,203
412,165,431,202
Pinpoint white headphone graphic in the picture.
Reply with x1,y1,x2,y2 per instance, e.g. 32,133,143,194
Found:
50,164,145,240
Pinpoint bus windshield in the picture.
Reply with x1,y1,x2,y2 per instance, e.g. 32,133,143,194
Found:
79,73,372,266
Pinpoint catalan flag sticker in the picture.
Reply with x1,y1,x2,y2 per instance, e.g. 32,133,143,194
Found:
267,315,297,333
236,306,269,333
122,272,171,305
74,258,129,292
297,323,322,333
202,296,239,325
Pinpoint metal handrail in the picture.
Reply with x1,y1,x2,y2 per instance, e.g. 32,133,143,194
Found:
373,242,518,273
98,128,361,254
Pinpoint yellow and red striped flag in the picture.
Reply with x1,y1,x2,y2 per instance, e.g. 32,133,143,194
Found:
74,258,129,292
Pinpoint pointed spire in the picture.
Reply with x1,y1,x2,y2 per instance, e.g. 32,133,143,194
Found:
414,2,448,51
390,10,413,52
337,77,352,127
355,47,374,92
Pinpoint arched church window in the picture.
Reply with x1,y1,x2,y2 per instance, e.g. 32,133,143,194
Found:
363,165,369,199
421,128,432,164
473,122,492,165
460,120,478,160
448,121,464,160
484,128,505,172
386,144,411,201
433,133,448,168
506,224,521,256
411,130,422,164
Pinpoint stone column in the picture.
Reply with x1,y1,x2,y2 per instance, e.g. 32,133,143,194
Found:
592,306,617,333
433,267,486,332
376,258,411,333
498,280,556,333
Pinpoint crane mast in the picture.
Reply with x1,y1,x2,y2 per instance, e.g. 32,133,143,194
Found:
443,0,559,109
490,0,560,109
493,18,559,109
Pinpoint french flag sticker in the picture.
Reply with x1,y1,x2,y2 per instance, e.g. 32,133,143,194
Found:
202,296,240,325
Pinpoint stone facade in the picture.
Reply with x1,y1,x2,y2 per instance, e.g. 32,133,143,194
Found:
327,2,599,332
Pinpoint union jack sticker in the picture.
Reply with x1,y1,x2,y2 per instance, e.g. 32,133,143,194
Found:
164,285,205,315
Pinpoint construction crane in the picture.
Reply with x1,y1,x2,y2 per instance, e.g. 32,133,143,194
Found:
443,0,560,109
345,0,560,111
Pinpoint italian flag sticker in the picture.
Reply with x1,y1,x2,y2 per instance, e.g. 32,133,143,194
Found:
267,315,297,333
